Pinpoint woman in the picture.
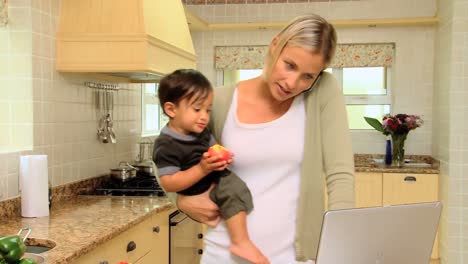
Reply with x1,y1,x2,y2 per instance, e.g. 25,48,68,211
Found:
177,14,355,264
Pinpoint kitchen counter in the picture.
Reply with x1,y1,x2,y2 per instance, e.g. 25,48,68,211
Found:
354,154,440,174
0,196,175,264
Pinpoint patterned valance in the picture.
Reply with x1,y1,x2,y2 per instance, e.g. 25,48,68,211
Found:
215,46,268,70
215,43,395,70
333,43,394,67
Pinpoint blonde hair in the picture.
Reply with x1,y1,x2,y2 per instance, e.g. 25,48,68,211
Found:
263,14,337,79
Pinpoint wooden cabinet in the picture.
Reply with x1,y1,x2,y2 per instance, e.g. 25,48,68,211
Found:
355,172,383,208
73,209,172,264
382,173,438,205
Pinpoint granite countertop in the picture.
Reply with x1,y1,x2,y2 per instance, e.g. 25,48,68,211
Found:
354,154,440,174
0,196,175,264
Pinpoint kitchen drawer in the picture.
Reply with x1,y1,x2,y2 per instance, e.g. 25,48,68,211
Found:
382,173,438,205
73,216,154,264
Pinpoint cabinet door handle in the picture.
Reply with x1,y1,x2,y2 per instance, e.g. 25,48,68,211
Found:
197,233,203,239
126,241,136,252
153,226,160,233
198,249,203,255
404,176,417,182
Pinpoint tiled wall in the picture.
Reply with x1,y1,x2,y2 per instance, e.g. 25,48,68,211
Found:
434,0,468,263
0,0,142,201
186,0,436,23
187,0,436,155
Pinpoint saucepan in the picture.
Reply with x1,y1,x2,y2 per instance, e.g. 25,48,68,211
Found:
110,162,138,182
132,161,154,175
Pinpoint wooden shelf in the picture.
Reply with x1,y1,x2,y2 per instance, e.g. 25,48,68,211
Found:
185,9,438,31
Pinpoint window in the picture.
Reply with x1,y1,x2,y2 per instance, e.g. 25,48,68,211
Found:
329,66,391,130
221,66,391,130
141,83,168,136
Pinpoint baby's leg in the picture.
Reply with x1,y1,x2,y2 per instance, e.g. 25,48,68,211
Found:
225,211,270,264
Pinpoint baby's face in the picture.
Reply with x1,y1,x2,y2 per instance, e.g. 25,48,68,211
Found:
170,91,213,135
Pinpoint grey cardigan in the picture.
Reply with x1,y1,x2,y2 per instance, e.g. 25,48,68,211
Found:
209,72,355,261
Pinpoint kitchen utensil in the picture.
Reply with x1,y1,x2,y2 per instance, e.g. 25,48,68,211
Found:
17,227,32,242
110,162,138,182
97,116,109,143
136,139,154,163
132,161,154,175
106,114,116,144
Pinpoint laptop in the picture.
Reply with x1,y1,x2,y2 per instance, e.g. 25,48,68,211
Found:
315,202,442,264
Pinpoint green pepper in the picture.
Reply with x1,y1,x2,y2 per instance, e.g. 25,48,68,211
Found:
0,253,7,264
19,258,37,264
0,235,26,263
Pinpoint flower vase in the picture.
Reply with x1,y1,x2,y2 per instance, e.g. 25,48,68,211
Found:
391,134,407,167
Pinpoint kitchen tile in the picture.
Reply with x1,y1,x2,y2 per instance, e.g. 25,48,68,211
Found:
40,0,51,14
8,7,32,31
0,125,9,148
12,101,33,123
0,103,9,123
12,124,33,148
7,172,19,197
8,56,31,78
247,0,267,4
10,32,31,54
185,0,207,4
228,0,246,3
207,0,226,4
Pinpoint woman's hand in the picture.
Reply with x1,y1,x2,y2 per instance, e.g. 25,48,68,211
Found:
177,184,221,227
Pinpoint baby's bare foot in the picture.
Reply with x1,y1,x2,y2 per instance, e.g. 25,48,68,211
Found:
230,240,270,264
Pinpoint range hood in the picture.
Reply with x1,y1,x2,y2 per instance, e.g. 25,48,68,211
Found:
56,0,196,82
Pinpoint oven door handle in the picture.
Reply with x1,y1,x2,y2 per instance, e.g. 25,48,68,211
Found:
170,215,188,226
169,210,189,226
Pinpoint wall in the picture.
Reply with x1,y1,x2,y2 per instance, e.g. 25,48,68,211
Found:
0,0,142,201
186,0,436,155
434,0,468,263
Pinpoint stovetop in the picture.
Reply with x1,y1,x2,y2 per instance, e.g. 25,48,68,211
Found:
83,174,166,197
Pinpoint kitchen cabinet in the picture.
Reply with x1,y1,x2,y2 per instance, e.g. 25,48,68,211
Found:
73,208,173,264
355,172,383,208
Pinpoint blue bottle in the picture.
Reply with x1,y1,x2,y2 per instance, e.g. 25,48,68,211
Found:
385,136,392,165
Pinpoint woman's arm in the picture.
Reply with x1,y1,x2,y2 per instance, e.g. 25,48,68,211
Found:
177,184,221,227
320,75,355,210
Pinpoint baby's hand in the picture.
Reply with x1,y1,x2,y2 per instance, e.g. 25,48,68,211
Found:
199,151,230,173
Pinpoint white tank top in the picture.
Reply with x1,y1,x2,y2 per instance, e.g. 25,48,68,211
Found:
201,88,311,264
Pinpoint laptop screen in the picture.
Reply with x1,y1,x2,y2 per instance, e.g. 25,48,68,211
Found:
316,202,442,264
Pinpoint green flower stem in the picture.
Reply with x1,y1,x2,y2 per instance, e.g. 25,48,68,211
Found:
391,133,407,167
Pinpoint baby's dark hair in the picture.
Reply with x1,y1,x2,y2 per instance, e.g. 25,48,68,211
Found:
158,69,213,116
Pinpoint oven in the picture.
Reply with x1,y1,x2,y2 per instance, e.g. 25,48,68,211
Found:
169,210,204,264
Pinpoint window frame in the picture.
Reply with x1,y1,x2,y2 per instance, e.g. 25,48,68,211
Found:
141,83,161,137
219,66,393,130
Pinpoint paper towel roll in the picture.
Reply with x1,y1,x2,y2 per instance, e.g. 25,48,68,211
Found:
20,155,49,217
